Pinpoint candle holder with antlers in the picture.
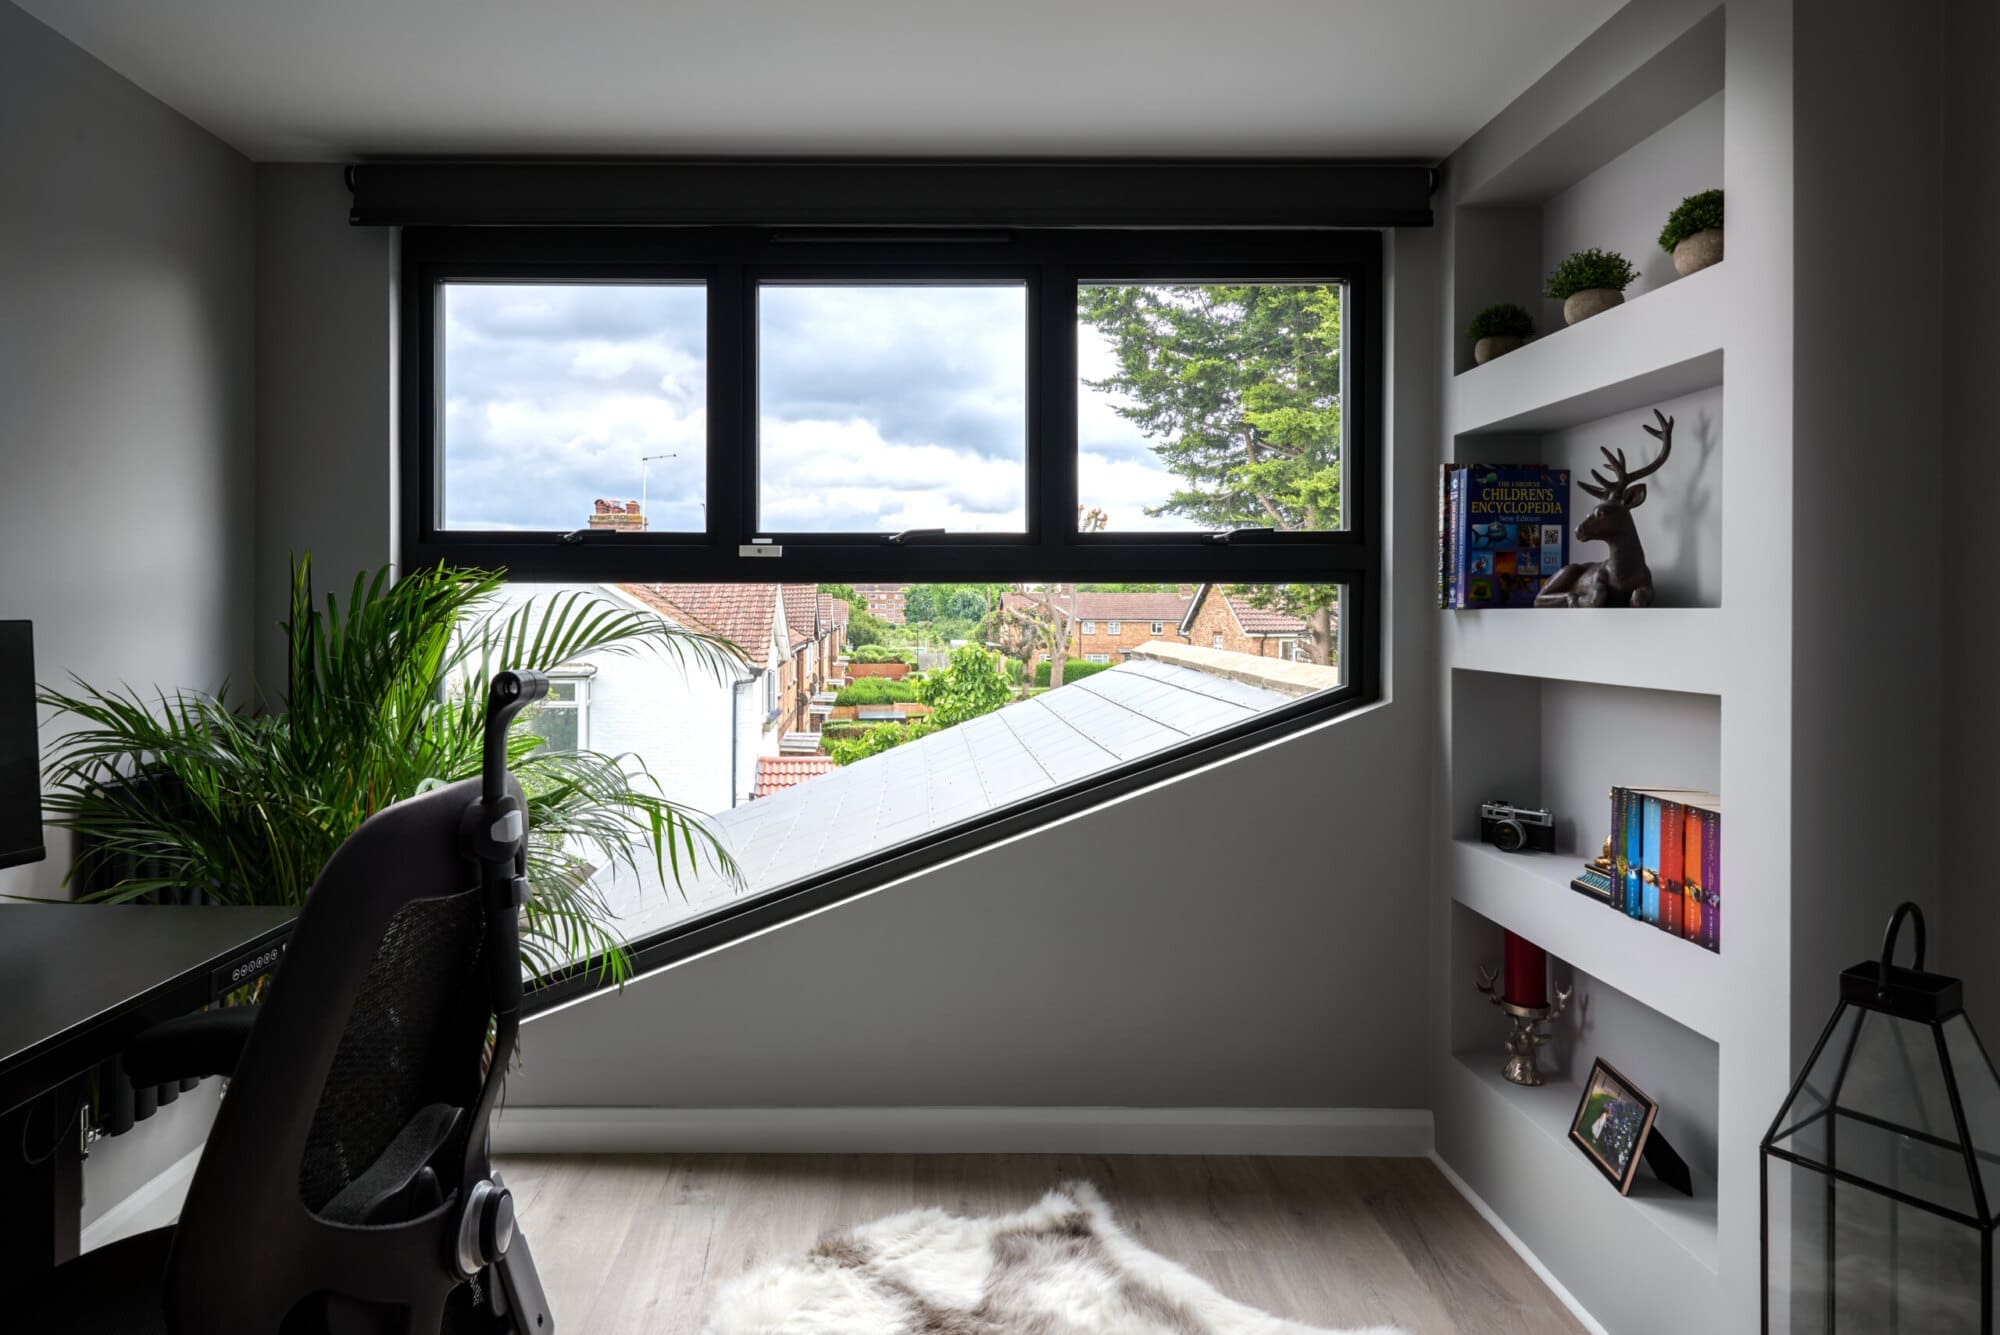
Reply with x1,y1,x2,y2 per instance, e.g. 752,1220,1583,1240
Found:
1535,408,1675,608
1476,966,1574,1087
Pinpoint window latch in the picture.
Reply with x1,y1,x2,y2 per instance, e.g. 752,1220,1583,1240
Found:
1209,526,1275,545
559,529,589,546
885,528,947,545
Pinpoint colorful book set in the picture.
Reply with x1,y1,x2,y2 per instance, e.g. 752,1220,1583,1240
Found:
1437,464,1571,608
1572,787,1721,952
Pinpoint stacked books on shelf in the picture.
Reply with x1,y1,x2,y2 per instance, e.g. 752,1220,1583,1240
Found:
1437,464,1572,608
1572,787,1721,953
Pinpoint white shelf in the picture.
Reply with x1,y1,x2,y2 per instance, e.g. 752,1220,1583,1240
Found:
1447,1051,1721,1277
1441,608,1723,696
1447,838,1722,1042
1451,262,1725,437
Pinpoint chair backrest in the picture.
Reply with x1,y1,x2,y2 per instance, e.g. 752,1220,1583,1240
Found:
164,774,509,1335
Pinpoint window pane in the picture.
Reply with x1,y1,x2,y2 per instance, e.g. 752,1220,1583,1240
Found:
441,282,706,532
500,579,1340,972
757,284,1028,533
1077,282,1346,532
525,702,580,753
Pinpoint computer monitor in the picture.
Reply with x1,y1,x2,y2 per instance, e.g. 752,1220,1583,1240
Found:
0,621,45,870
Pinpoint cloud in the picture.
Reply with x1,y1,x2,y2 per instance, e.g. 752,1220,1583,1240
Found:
439,281,1183,536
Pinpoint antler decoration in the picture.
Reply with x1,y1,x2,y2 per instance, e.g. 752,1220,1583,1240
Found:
1474,966,1574,1087
1581,409,1675,503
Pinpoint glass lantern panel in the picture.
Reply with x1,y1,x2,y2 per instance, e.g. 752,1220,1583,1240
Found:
1768,1154,1986,1335
1772,1008,1983,1219
1943,1012,2000,1216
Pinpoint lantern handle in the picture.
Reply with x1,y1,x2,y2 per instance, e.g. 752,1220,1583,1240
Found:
1876,900,1928,996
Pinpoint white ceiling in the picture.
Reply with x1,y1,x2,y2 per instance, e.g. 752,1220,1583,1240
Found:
15,0,1623,163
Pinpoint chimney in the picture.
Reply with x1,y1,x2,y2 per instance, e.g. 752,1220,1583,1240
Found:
587,499,646,533
1177,584,1194,598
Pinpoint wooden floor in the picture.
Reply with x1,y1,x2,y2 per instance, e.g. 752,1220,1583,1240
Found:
495,1154,1588,1334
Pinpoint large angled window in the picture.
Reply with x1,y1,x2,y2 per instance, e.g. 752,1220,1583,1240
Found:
403,227,1379,997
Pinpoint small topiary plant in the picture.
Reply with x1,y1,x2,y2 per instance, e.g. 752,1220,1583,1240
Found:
1467,303,1536,342
1545,248,1639,301
1658,188,1724,252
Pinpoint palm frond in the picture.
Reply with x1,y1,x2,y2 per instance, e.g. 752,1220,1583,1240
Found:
38,555,741,983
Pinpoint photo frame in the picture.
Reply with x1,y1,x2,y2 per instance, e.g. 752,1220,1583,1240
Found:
1569,1058,1661,1195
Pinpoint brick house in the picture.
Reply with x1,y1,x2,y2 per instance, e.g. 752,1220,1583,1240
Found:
1177,583,1315,661
998,586,1193,667
852,583,907,624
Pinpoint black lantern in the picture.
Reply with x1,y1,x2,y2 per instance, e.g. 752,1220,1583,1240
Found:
1762,903,2000,1332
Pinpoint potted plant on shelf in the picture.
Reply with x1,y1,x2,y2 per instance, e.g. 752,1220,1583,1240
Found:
1546,248,1639,325
1659,188,1724,276
1467,303,1536,365
37,556,743,984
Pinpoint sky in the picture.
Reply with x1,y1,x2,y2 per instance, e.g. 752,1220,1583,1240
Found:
440,281,1181,534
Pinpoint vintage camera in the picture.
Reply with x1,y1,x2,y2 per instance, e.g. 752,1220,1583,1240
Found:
1480,800,1556,853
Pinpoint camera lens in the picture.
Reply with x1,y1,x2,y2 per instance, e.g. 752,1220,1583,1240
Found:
1494,821,1526,853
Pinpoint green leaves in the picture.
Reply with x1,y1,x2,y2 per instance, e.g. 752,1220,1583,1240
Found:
1659,188,1724,252
38,556,742,985
1467,303,1536,341
1545,249,1639,300
1077,283,1343,532
916,646,1012,727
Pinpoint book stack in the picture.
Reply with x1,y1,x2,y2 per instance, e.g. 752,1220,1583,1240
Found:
1437,465,1572,608
1577,787,1721,953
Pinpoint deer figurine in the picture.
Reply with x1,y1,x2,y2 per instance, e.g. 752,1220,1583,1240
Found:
1535,409,1674,608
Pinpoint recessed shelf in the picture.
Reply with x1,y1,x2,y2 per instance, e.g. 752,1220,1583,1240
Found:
1441,608,1723,695
1448,838,1722,1042
1448,1051,1720,1276
1451,262,1725,436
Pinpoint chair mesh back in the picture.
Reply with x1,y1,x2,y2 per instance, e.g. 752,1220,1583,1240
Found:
297,887,490,1212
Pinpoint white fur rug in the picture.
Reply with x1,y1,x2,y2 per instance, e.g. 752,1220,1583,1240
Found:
702,1181,1407,1335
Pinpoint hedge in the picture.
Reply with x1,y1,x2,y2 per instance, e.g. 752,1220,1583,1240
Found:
834,677,920,706
1034,659,1114,687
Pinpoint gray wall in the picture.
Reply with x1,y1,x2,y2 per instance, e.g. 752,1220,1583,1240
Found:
1939,0,2000,1040
251,166,399,698
0,1,255,898
1789,0,1945,1062
0,0,254,1224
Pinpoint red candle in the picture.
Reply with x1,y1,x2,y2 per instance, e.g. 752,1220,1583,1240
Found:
1503,931,1549,1009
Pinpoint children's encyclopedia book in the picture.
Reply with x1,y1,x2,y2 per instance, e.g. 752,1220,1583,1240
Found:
1444,466,1571,608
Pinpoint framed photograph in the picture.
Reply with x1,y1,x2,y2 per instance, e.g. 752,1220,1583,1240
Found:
1569,1059,1660,1195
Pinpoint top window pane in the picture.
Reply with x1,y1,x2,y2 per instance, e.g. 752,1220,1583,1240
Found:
757,283,1028,534
1077,282,1346,533
440,282,707,532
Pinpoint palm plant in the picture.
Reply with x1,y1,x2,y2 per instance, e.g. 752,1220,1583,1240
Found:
37,557,742,984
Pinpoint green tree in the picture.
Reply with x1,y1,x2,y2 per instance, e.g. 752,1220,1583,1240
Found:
826,719,933,766
945,588,987,621
917,645,1013,727
1078,283,1344,664
904,585,940,622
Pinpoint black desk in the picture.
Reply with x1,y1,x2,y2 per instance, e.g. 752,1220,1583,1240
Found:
0,905,295,1286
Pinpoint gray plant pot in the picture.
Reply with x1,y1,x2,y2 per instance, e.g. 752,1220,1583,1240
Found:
1673,227,1724,276
1562,288,1625,325
1473,335,1525,365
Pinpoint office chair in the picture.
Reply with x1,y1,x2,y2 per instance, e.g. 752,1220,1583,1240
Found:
25,671,560,1335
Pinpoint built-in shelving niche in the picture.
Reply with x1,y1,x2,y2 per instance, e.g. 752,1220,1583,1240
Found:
1452,373,1723,611
1451,6,1724,374
1446,900,1722,1321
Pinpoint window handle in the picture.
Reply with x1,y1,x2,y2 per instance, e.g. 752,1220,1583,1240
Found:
884,528,947,545
1207,526,1275,545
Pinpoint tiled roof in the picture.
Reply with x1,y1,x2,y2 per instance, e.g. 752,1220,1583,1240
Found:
619,583,778,668
781,585,820,650
1001,588,1190,622
1225,595,1310,635
587,659,1297,947
818,594,851,627
754,755,835,797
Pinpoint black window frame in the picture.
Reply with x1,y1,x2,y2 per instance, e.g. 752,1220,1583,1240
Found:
397,225,1384,1006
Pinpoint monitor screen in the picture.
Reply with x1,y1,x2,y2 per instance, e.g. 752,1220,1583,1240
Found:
0,621,45,870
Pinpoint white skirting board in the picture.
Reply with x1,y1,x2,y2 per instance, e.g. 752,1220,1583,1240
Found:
1427,1152,1609,1335
79,1145,204,1253
490,1106,1434,1157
